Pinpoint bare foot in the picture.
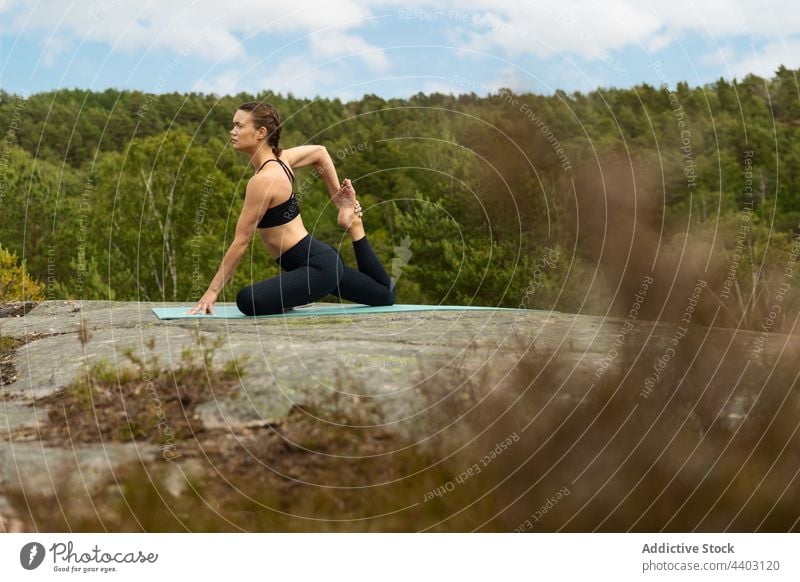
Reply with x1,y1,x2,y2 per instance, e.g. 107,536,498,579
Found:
333,178,356,209
336,179,359,229
338,199,364,229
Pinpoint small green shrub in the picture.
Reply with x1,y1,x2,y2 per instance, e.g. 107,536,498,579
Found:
0,243,45,302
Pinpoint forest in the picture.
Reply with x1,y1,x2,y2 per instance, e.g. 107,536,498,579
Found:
1,66,799,332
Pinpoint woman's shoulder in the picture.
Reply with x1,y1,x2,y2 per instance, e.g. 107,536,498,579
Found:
242,172,273,203
248,163,285,187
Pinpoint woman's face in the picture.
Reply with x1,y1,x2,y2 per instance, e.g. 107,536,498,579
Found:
230,110,265,151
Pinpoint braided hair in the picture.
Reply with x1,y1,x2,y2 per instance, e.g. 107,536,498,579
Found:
237,101,282,157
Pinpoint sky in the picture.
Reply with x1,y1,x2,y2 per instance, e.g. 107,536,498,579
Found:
0,0,798,101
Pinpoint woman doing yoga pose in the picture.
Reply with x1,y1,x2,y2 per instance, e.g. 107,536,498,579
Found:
189,102,396,316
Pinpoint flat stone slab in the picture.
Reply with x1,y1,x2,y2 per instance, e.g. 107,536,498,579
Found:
1,301,553,430
0,401,48,434
1,301,791,429
0,299,793,528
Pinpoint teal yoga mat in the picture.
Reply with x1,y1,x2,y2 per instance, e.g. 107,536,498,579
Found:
151,303,524,320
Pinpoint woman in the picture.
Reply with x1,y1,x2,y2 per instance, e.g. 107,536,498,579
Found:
189,102,396,316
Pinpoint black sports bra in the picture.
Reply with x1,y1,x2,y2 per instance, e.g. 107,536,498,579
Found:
254,158,301,229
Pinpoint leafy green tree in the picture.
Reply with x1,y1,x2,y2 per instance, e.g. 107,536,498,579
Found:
0,68,799,329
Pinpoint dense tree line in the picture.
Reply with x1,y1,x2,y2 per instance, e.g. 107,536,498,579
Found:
1,66,798,331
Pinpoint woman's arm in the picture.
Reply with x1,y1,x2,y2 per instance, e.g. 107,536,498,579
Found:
188,180,263,314
282,145,342,199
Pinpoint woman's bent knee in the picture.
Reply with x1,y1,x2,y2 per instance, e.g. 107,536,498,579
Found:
236,287,256,316
377,285,397,306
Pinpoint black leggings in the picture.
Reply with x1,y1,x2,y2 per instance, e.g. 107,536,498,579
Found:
236,234,397,316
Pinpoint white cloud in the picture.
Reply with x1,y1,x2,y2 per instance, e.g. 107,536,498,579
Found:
646,31,674,53
2,0,383,66
372,0,800,63
8,0,800,66
420,77,507,96
698,44,739,69
307,29,391,72
487,66,536,94
41,35,74,67
642,0,800,41
726,38,800,78
419,80,465,95
4,0,800,98
192,68,245,97
194,55,340,98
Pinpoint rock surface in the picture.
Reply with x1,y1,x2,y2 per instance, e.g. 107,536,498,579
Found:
0,300,791,531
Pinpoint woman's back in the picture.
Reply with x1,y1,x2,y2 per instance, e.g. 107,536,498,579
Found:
252,157,309,259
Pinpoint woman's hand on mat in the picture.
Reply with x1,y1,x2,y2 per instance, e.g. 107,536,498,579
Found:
188,290,218,315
